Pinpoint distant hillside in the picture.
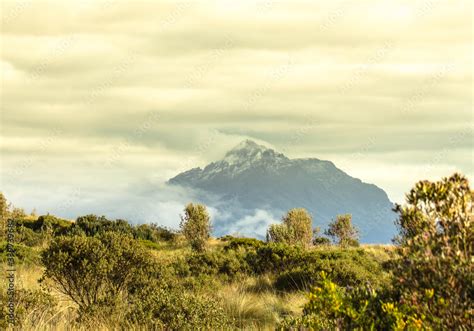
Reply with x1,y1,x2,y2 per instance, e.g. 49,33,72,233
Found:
169,140,396,243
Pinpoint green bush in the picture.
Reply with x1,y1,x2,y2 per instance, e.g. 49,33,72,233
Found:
312,236,331,246
180,203,211,252
267,208,313,247
0,242,40,265
223,237,264,251
279,272,425,330
247,243,305,274
15,226,45,246
73,215,133,237
325,214,359,247
133,223,177,243
185,249,251,279
127,284,230,329
393,173,474,329
41,232,153,321
0,288,58,329
10,215,73,247
271,248,387,291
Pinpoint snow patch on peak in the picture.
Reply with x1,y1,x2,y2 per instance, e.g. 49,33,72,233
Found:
226,140,268,155
223,140,287,165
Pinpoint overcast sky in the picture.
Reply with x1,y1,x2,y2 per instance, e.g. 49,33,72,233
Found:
1,0,472,223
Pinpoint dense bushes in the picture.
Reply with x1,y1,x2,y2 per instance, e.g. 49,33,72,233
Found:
284,173,473,330
0,242,40,265
41,232,154,320
127,284,230,329
0,288,58,329
222,237,265,251
251,244,387,291
9,213,177,250
181,238,388,292
4,173,471,329
41,231,231,328
280,272,423,330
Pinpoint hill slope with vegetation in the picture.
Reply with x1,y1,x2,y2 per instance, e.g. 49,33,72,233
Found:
0,173,472,330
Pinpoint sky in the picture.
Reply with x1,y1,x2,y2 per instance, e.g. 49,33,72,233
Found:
1,0,472,227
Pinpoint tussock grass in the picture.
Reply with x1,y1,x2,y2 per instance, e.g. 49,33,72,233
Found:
217,275,305,330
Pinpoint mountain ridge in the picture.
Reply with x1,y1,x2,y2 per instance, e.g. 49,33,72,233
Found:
168,140,396,243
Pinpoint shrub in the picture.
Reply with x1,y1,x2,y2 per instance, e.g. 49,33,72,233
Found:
267,208,313,247
223,237,264,251
0,192,8,236
325,214,359,247
180,203,211,252
0,242,40,265
280,272,424,330
248,243,305,274
15,226,45,246
312,236,331,246
133,223,177,243
126,285,230,329
41,232,153,321
0,288,58,329
272,249,387,291
185,249,251,279
283,173,474,330
393,173,474,329
267,223,294,244
73,215,133,237
312,226,330,246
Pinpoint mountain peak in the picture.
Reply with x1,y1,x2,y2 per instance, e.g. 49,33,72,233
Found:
224,140,287,165
226,140,268,155
168,139,396,242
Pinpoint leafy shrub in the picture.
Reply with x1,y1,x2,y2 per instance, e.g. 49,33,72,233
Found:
7,215,72,247
31,215,73,236
325,214,359,247
41,232,153,321
280,272,425,330
248,243,305,274
0,288,58,329
312,236,331,246
133,223,177,243
272,249,387,291
126,284,230,329
267,208,313,247
15,226,45,246
185,249,251,279
180,203,211,252
138,239,162,250
393,173,474,329
0,242,40,265
73,215,133,237
223,237,264,251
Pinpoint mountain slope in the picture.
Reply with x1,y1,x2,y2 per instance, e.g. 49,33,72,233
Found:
168,140,396,243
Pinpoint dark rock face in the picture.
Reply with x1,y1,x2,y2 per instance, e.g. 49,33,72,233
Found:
169,140,396,243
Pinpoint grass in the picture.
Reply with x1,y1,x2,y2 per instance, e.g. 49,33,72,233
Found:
1,241,394,330
217,275,306,330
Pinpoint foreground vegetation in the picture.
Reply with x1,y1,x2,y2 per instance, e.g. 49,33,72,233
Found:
0,173,472,330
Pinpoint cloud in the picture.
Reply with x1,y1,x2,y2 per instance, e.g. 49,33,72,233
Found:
1,0,471,211
217,209,280,239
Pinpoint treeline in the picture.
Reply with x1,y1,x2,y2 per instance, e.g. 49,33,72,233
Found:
1,212,177,248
